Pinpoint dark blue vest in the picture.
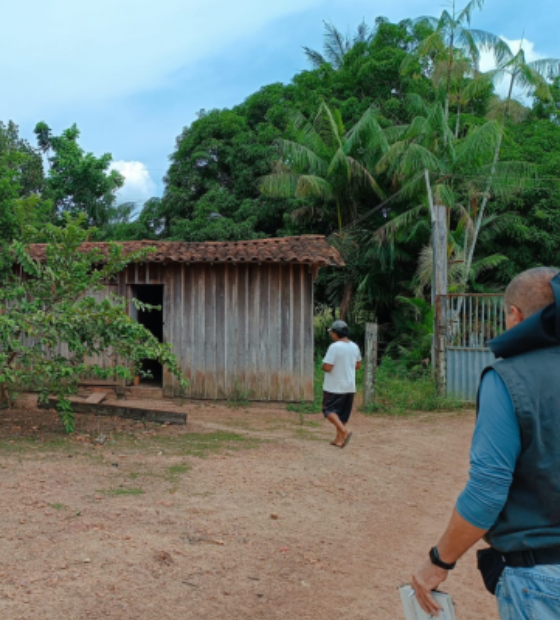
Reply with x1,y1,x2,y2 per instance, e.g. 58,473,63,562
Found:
483,345,560,553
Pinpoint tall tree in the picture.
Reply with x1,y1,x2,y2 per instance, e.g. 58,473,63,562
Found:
374,98,532,293
260,102,385,230
462,43,560,288
409,0,510,123
303,20,373,69
35,123,124,228
0,122,47,243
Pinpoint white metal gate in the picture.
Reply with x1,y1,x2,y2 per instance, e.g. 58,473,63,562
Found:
439,294,505,402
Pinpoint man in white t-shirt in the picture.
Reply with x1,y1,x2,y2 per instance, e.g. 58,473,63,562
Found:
322,320,362,448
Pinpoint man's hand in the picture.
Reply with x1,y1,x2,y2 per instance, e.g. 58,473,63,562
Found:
411,559,448,616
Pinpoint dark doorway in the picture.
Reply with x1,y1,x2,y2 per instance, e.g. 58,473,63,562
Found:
132,285,164,385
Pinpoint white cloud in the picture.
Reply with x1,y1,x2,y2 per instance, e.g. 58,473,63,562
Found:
479,37,546,99
111,161,156,205
0,0,322,119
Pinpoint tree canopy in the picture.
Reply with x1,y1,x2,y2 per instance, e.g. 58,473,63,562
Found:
1,6,560,353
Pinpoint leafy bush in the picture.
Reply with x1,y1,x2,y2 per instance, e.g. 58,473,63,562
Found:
363,358,465,416
0,218,189,432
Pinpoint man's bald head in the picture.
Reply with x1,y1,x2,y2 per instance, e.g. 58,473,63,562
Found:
505,267,560,319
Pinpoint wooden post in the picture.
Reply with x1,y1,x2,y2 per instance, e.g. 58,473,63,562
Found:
364,322,378,407
425,170,437,368
433,205,448,396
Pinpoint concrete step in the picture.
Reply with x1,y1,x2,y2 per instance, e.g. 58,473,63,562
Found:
125,386,164,400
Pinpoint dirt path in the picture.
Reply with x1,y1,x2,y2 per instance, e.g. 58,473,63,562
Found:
0,398,497,619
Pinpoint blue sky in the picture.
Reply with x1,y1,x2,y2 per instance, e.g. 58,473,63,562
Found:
1,0,558,207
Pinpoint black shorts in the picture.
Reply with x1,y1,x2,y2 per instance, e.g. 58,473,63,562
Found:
322,391,355,424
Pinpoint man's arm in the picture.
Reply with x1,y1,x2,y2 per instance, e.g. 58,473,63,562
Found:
322,344,336,373
355,361,361,370
411,370,521,614
412,511,487,615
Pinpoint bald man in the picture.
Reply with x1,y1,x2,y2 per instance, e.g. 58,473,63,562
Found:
410,267,560,620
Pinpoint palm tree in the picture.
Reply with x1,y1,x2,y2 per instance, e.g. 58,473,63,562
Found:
428,53,494,137
407,0,510,123
462,42,560,288
260,102,386,231
303,20,373,69
374,98,533,295
414,211,512,296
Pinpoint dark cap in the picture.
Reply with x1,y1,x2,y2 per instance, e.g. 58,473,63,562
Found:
328,320,349,333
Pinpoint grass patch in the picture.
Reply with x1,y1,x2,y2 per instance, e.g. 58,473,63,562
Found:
0,437,78,454
145,430,260,458
0,430,259,462
167,463,191,477
49,502,66,510
226,381,254,408
362,359,465,416
101,487,144,497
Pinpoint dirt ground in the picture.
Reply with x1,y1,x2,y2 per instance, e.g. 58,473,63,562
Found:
0,396,498,620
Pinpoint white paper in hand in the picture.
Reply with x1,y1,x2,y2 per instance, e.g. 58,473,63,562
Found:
399,585,457,620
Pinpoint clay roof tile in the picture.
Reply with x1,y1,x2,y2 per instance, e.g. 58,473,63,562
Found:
25,236,345,267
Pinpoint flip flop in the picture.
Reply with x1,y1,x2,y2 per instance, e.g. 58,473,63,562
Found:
341,432,353,448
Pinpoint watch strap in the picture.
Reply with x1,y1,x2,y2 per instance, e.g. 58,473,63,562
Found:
430,546,456,570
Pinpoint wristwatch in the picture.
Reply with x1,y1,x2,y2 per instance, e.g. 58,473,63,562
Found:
429,546,456,570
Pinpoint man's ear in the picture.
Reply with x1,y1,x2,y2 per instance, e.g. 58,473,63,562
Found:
508,305,525,328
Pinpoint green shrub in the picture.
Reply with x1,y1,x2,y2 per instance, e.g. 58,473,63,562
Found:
363,358,465,416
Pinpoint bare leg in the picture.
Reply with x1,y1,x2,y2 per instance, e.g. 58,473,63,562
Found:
326,413,349,447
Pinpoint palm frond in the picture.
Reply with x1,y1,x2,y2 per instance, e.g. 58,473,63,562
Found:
406,93,431,117
415,30,447,59
276,139,329,176
289,112,332,159
313,102,343,151
515,63,551,97
455,28,481,68
383,125,410,144
481,161,536,197
347,157,384,198
454,120,501,169
471,253,508,277
529,58,560,80
486,96,529,123
323,21,350,68
478,212,520,242
303,47,328,69
344,106,388,156
492,37,514,65
462,73,493,101
376,205,428,246
354,20,371,44
296,175,335,200
327,147,351,182
259,173,300,198
411,16,439,29
457,0,485,26
405,115,429,141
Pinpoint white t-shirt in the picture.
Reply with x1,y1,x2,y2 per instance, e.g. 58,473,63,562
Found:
322,340,362,394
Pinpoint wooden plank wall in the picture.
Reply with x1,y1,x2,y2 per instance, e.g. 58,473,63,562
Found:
23,284,119,371
115,262,314,401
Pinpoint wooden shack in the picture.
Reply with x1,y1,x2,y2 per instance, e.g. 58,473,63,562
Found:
28,236,344,401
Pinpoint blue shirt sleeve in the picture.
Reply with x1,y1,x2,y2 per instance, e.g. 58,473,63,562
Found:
456,370,522,530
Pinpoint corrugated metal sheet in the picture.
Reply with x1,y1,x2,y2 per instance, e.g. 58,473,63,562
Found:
446,347,496,402
116,262,314,402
